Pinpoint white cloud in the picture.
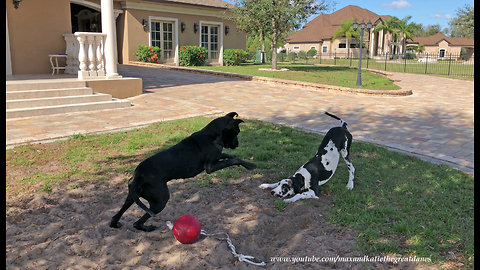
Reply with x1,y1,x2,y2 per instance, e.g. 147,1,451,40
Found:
381,0,412,9
432,12,452,19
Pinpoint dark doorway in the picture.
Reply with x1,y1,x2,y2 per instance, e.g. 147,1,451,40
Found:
71,3,102,33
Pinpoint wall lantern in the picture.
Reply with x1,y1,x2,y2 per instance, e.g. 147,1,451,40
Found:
225,26,230,35
13,0,22,9
181,22,186,32
142,19,148,31
193,23,198,33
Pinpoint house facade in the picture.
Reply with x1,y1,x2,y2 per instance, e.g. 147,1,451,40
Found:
285,5,396,58
406,33,474,59
6,0,246,76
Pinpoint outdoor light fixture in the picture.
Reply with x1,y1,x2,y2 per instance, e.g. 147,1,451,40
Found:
194,23,198,33
13,0,22,9
181,22,186,32
142,19,148,31
225,26,230,35
352,19,372,87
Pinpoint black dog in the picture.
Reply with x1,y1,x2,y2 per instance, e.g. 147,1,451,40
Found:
259,112,355,203
110,112,256,231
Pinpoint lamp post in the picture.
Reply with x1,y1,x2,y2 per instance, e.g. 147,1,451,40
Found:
352,19,372,87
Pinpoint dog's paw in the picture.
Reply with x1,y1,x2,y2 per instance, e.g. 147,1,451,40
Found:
243,161,257,170
134,223,157,232
346,181,354,190
109,220,122,228
259,183,270,189
283,198,294,203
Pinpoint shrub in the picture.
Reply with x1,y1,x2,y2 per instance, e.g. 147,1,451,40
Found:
135,45,161,63
178,46,207,66
307,49,317,58
287,52,296,61
404,52,417,60
297,50,307,59
223,49,248,66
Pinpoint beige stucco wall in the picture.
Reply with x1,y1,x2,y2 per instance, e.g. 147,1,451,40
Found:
286,43,321,53
119,6,246,64
6,0,71,74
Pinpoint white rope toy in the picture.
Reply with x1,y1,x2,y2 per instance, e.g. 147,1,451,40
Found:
166,221,266,267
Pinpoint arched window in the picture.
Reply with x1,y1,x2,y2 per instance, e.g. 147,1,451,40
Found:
439,49,446,58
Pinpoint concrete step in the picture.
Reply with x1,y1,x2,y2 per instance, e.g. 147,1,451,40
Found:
6,80,86,91
6,87,93,100
6,93,113,109
6,99,132,119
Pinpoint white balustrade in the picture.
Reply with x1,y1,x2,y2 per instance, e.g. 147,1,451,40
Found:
65,32,107,79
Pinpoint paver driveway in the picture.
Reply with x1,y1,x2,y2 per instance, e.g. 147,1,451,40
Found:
6,64,473,173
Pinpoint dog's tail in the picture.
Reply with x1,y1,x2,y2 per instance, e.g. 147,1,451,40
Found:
325,111,348,129
128,177,156,217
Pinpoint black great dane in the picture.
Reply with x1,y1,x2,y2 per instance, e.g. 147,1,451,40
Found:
110,112,256,231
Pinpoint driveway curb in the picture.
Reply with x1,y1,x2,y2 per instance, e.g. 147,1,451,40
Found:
128,62,413,97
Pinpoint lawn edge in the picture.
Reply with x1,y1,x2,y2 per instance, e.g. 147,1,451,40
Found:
127,61,413,97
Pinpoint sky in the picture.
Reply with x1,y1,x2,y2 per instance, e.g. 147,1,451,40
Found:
307,0,474,30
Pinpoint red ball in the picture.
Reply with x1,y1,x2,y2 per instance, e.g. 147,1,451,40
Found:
172,215,201,244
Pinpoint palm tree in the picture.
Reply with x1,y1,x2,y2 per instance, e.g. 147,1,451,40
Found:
373,16,399,55
396,16,416,57
332,19,359,58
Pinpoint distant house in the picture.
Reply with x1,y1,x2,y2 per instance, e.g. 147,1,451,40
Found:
285,5,397,58
406,33,474,60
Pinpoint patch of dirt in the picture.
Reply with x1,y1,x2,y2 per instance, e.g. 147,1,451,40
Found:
6,173,438,269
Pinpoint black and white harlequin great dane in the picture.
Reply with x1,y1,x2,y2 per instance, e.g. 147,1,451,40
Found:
259,112,355,203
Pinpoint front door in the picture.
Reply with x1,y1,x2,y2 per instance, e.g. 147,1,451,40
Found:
201,25,219,61
151,21,174,61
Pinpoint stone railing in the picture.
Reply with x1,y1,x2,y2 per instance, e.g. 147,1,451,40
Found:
63,32,107,79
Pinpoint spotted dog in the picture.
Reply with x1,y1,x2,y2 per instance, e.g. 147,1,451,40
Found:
259,112,355,203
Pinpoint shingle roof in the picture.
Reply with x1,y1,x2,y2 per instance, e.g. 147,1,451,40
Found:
141,0,233,9
286,5,391,43
407,32,474,46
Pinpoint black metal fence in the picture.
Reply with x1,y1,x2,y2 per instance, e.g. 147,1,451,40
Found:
265,52,475,77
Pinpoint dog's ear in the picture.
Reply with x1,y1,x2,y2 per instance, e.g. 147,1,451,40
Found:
233,119,244,127
286,179,292,186
225,112,238,118
291,175,305,193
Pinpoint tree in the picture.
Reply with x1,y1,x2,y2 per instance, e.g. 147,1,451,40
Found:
448,4,474,38
373,16,399,54
230,0,271,63
268,0,328,69
395,16,416,56
331,19,360,58
231,0,328,69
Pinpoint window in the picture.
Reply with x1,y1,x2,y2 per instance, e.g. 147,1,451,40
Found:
350,43,357,48
322,46,328,53
439,49,446,58
339,43,346,48
310,46,316,50
293,46,300,50
151,21,174,60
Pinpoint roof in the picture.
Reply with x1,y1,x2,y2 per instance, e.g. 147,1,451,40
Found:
407,32,474,47
140,0,234,9
286,5,392,43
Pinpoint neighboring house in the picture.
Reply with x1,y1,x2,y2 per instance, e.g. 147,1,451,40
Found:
6,0,246,77
285,5,396,58
406,33,474,60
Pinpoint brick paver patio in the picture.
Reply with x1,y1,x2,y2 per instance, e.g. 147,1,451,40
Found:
6,64,473,173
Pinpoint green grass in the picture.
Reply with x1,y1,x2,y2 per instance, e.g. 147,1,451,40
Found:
195,63,400,90
278,57,474,80
6,117,473,267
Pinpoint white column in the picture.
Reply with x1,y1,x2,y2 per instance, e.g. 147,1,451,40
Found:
101,0,121,78
77,35,89,79
6,10,12,76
